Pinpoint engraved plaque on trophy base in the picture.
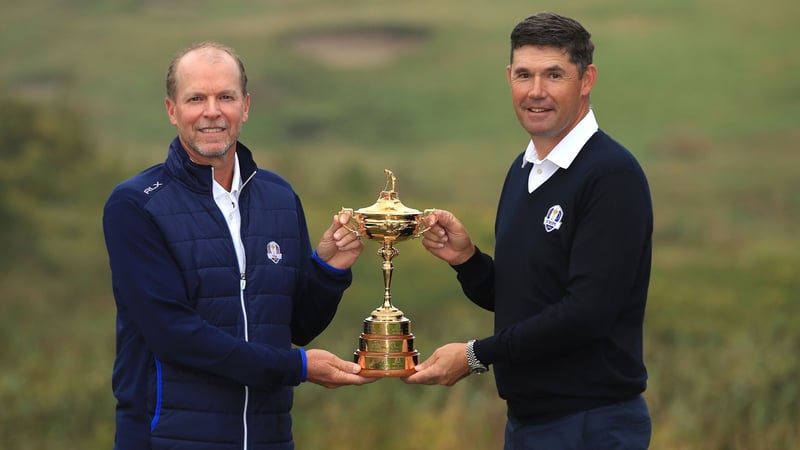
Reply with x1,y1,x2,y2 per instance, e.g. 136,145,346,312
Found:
353,308,419,377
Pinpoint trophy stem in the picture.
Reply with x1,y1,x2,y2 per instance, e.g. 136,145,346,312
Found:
378,239,399,311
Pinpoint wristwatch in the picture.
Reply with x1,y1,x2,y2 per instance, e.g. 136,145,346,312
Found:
466,339,489,375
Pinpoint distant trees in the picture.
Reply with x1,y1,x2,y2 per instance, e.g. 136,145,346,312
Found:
0,95,94,268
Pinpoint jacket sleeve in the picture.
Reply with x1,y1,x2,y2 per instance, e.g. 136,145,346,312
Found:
289,194,352,346
103,188,306,390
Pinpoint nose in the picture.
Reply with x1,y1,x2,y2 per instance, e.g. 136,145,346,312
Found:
204,99,221,117
528,75,546,98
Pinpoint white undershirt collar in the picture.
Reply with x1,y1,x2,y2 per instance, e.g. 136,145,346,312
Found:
521,109,599,193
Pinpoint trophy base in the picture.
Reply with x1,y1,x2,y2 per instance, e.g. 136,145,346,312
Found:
354,349,419,378
354,308,419,378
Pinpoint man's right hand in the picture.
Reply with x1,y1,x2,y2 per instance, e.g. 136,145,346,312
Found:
421,209,476,266
305,349,378,388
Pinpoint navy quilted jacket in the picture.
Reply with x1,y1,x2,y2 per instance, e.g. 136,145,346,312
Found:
103,138,352,449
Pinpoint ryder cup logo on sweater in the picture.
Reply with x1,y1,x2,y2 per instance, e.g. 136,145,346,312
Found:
266,241,283,264
543,205,564,232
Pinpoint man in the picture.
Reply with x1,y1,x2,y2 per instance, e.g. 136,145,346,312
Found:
103,42,374,450
404,13,653,449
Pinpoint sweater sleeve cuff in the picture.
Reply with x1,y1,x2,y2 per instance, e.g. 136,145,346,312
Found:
312,249,350,275
452,246,490,276
473,335,496,366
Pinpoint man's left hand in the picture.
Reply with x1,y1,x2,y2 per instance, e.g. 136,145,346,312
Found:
315,210,364,270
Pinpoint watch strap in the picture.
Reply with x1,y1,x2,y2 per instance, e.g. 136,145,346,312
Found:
466,339,489,374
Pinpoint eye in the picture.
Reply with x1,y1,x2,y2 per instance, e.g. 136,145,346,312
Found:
548,72,562,80
188,96,203,103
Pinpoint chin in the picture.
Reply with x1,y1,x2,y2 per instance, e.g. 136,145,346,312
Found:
196,143,233,159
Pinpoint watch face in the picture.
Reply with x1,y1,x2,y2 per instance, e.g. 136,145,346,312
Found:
472,366,488,375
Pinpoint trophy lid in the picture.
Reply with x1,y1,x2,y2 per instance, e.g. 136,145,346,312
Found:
355,170,421,216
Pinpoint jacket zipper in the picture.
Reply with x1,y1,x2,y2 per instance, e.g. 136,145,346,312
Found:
239,169,255,450
240,272,249,450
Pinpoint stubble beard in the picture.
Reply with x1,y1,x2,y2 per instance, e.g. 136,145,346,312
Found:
192,140,234,160
182,132,236,163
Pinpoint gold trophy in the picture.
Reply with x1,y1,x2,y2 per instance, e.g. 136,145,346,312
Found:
340,170,433,377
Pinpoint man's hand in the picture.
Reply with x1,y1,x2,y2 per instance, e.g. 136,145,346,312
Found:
421,210,476,266
305,349,378,388
315,210,364,270
402,343,470,386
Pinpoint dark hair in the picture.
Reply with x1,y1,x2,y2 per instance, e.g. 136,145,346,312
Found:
510,12,594,77
165,42,248,100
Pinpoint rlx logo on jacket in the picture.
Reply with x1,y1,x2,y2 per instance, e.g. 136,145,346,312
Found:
143,182,163,195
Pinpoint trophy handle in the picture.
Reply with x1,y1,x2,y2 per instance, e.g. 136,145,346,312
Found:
415,209,437,237
338,207,360,236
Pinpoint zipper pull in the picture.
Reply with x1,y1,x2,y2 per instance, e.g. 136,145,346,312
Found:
240,272,246,290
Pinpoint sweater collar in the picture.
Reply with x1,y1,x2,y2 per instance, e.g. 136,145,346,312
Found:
521,109,599,169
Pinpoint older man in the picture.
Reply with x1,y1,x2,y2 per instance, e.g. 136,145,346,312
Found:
104,42,374,450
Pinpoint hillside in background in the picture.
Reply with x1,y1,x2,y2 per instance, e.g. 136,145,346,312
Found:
1,0,798,448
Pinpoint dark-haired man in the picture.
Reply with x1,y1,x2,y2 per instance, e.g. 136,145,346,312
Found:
405,13,653,449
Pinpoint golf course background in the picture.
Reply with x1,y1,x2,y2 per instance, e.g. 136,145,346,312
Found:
1,0,798,448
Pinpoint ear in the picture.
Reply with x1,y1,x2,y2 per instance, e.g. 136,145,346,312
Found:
242,94,251,123
581,64,597,96
165,97,178,126
506,64,513,86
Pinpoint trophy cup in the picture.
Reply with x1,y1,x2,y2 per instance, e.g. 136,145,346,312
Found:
340,170,433,377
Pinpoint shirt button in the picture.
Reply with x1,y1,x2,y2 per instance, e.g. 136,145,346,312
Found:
537,169,543,174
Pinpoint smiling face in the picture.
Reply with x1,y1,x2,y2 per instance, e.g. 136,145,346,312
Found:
165,47,250,165
506,45,596,157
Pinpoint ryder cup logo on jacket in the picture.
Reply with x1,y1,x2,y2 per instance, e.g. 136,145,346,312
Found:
266,241,283,264
543,205,564,232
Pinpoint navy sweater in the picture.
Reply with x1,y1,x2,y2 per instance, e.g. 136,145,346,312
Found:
455,130,652,423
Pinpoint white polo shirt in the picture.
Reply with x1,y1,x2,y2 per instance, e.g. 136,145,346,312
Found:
212,154,246,273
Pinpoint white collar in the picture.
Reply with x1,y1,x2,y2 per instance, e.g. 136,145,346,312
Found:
521,109,599,169
212,153,243,199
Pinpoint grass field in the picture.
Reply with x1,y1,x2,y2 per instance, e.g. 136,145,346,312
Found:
1,0,799,448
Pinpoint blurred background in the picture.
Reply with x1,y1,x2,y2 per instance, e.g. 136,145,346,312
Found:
1,0,798,448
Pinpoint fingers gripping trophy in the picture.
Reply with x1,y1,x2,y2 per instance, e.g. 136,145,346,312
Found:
340,170,433,377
